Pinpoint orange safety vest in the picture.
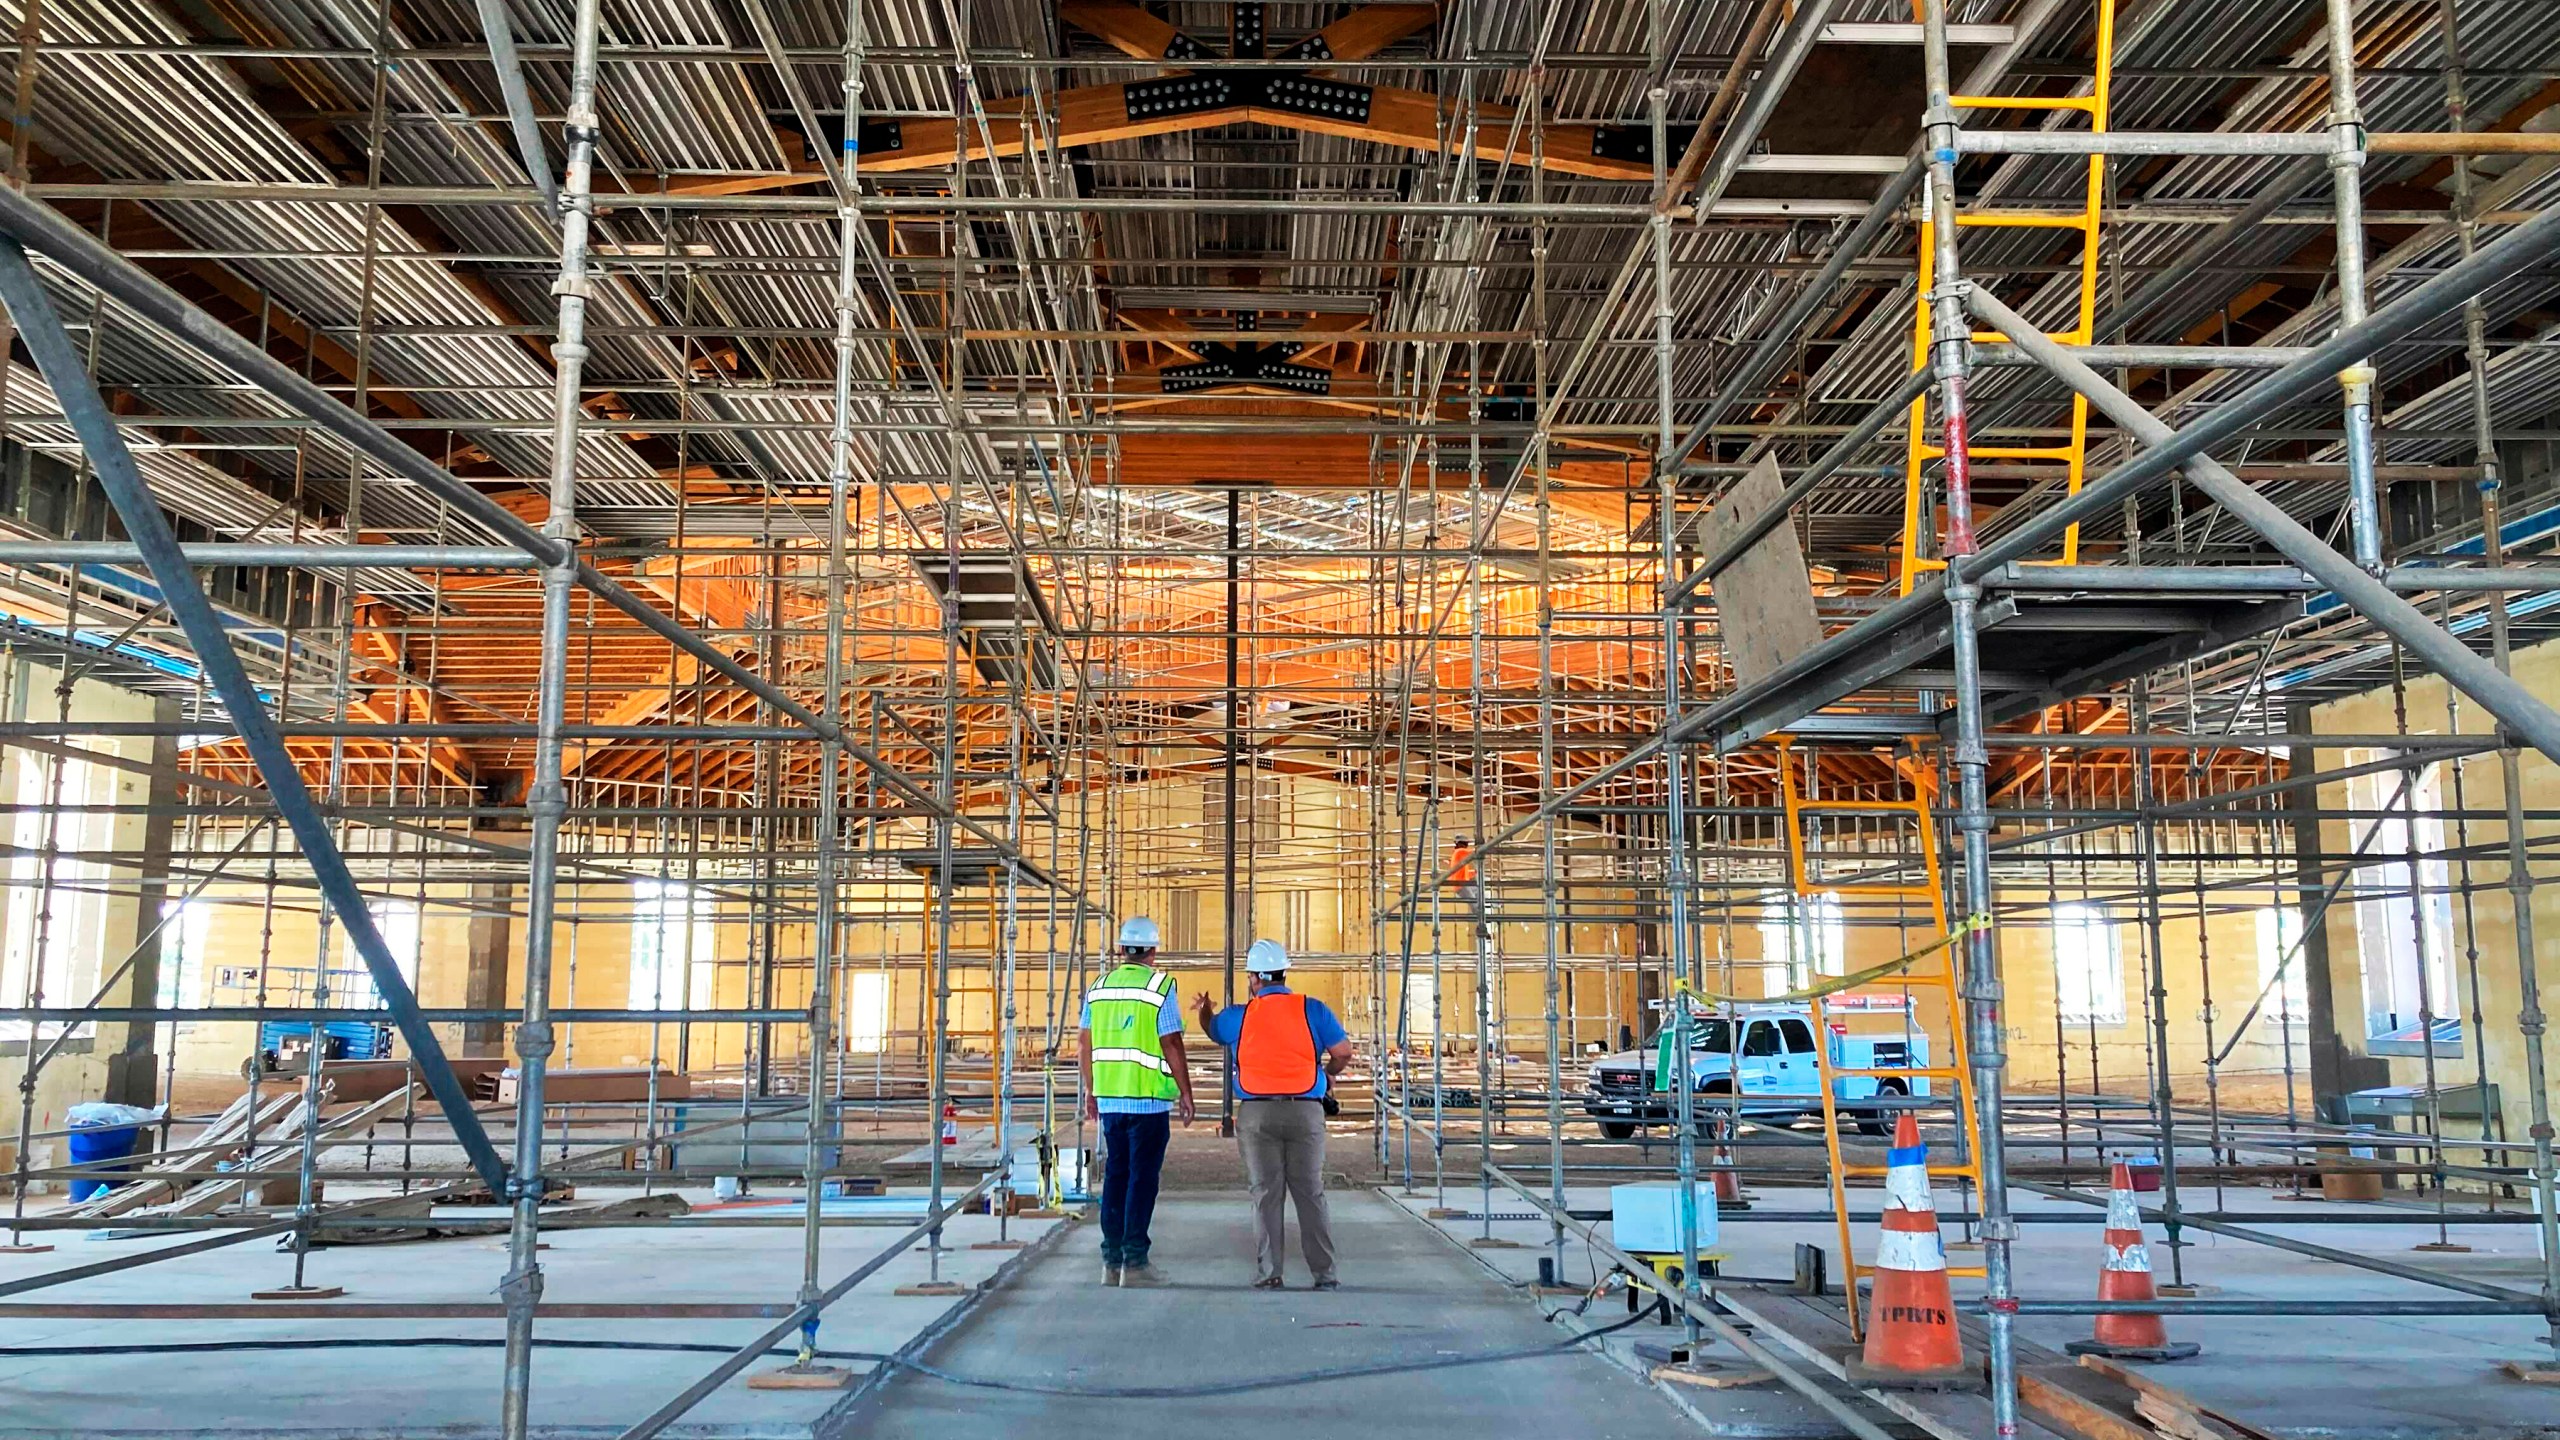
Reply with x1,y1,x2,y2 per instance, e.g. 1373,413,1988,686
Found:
1237,992,1321,1098
1450,845,1477,884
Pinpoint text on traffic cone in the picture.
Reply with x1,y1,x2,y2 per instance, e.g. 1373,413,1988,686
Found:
1862,1112,1963,1375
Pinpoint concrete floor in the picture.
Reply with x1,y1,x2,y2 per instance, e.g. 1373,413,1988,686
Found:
0,1185,1057,1438
1397,1178,2560,1440
845,1190,1694,1440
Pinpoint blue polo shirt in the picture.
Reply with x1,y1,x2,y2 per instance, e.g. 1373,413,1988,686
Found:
1204,987,1348,1099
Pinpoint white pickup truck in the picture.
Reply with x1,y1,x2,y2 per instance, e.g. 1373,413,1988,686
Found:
1581,1004,1927,1139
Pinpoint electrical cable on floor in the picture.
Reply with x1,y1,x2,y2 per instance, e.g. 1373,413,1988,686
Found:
2,1302,1657,1397
0,1338,888,1361
881,1304,1658,1398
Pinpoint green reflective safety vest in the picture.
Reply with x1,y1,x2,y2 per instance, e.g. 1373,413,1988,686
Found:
1087,963,1179,1102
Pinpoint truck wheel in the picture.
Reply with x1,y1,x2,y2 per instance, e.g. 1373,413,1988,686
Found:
1599,1121,1636,1141
1857,1081,1907,1136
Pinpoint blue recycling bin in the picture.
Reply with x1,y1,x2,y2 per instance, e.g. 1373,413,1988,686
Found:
67,1123,143,1202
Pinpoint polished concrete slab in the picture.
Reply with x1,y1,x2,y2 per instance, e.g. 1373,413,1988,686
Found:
845,1189,1697,1440
0,1185,1055,1438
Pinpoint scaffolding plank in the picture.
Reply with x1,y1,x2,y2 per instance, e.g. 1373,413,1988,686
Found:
1698,453,1824,693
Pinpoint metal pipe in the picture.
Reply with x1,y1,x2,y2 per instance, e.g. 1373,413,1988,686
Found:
1956,128,2560,157
1975,345,2312,369
0,543,537,567
0,240,510,1197
788,0,864,1375
1669,362,1938,604
2325,0,2384,574
498,0,604,1422
1483,1163,1899,1440
0,185,977,841
1962,280,2560,769
2015,1179,2543,1306
469,0,558,213
1662,0,2073,472
1918,3,2020,1428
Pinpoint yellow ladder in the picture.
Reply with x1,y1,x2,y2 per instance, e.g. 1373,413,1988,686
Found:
1775,744,1984,1339
1898,0,2118,593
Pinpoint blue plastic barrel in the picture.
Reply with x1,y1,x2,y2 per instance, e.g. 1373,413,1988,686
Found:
67,1123,142,1201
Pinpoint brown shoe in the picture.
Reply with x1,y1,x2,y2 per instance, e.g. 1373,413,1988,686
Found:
1101,1265,1122,1287
1119,1264,1172,1288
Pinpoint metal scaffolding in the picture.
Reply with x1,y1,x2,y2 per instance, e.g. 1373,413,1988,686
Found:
0,1,2552,1437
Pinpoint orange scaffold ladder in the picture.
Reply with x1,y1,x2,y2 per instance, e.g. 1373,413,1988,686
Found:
1776,743,1986,1339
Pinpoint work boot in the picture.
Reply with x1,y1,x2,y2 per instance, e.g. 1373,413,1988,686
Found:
1100,1264,1122,1287
1119,1263,1172,1288
1251,1275,1285,1291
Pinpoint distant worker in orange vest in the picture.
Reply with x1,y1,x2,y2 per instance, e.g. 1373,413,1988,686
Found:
1450,836,1495,941
1195,939,1354,1290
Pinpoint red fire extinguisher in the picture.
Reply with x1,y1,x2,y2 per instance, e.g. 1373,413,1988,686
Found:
940,1102,959,1146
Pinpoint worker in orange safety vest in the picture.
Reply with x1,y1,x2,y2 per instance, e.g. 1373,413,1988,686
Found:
1195,939,1355,1290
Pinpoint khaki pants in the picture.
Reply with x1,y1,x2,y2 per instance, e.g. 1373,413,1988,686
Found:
1236,1098,1334,1284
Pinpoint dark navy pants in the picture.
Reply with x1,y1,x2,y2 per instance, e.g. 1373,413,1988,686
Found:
1097,1110,1171,1267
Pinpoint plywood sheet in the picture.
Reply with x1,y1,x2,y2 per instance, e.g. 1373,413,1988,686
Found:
1696,453,1823,691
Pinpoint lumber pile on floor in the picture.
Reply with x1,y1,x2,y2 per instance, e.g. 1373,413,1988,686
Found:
2017,1356,2280,1440
66,1088,302,1218
64,1084,413,1220
151,1087,415,1216
318,1191,690,1244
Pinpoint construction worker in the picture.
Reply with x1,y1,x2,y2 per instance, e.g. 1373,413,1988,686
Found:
1080,915,1196,1288
1195,939,1354,1291
1450,835,1494,941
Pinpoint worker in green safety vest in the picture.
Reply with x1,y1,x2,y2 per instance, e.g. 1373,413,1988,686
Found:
1079,916,1196,1288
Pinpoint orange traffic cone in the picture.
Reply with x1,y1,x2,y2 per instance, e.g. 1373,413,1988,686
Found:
1711,1139,1752,1212
2065,1161,2201,1361
1852,1113,1970,1386
940,1102,960,1147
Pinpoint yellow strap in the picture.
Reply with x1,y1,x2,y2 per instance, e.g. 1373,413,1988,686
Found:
1669,914,1991,1006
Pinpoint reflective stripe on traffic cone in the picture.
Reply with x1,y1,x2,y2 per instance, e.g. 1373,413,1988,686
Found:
2065,1160,2201,1361
1711,1140,1752,1211
1855,1113,1968,1384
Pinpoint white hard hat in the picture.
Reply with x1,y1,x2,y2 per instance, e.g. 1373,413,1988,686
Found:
1246,938,1289,973
1116,916,1162,950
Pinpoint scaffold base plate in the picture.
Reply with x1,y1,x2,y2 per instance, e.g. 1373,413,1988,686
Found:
1827,1346,1983,1391
2065,1339,2202,1363
746,1364,855,1391
1652,1360,1777,1390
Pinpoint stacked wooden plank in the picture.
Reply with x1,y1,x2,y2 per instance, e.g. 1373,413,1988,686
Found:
66,1088,304,1219
149,1087,415,1217
63,1084,415,1220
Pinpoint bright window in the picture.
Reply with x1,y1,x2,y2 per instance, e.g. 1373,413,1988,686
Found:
1760,892,1845,992
2052,903,2124,1025
157,898,214,1008
846,971,892,1052
0,753,111,1041
2345,754,2456,1040
2254,906,2307,1023
629,880,716,1010
1402,971,1437,1045
332,897,421,1006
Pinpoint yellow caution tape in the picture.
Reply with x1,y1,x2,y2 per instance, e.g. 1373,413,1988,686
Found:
1666,914,1991,1007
